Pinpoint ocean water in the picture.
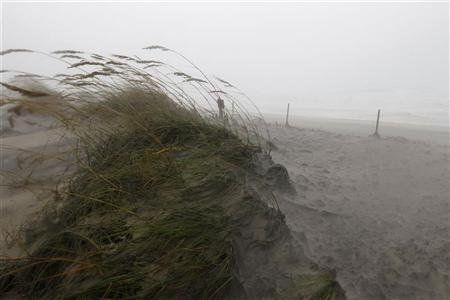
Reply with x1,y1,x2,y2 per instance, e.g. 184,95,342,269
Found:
286,107,449,128
261,89,449,128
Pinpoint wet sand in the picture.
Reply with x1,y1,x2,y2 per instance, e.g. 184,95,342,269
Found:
269,123,450,299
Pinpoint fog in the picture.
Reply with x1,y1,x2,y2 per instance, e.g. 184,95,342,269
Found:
1,3,450,299
2,2,449,125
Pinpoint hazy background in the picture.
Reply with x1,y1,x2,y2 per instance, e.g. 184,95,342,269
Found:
2,2,449,126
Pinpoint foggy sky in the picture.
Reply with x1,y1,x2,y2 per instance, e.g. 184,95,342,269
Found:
2,2,449,120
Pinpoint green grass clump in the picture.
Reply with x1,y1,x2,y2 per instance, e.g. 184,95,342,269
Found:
0,91,258,299
280,273,344,300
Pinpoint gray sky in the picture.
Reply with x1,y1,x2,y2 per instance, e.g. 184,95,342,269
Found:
2,2,449,123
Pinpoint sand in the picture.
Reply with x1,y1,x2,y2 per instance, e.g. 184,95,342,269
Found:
0,108,74,256
1,107,449,299
269,122,449,299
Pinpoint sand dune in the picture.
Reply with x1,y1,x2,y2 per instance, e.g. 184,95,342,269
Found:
270,124,450,299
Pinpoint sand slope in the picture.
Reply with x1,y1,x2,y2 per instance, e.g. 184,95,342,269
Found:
270,125,450,299
0,109,73,256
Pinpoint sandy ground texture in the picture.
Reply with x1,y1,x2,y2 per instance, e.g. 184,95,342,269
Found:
269,124,450,300
0,107,74,257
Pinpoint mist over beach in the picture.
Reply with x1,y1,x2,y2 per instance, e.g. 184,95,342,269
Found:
3,2,448,123
1,2,449,299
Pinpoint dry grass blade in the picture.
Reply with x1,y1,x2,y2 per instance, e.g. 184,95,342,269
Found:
90,54,105,60
112,54,135,61
143,63,163,69
143,45,170,51
60,54,84,60
52,50,84,55
173,72,191,79
135,60,162,65
0,49,33,56
215,76,235,88
184,78,208,84
209,90,227,94
0,82,51,97
105,60,126,66
69,61,105,68
77,70,117,79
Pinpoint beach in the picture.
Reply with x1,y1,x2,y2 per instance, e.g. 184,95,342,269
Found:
267,117,449,299
1,109,449,299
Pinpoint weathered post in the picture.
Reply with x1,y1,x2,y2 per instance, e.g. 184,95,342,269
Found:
285,103,290,127
217,97,225,121
373,109,381,137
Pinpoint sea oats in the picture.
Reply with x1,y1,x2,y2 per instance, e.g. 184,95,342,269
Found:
105,60,127,66
209,90,227,94
215,77,235,88
135,59,162,64
91,53,106,60
60,54,84,60
173,72,191,79
185,78,208,84
78,71,117,79
143,63,163,69
14,74,42,79
112,54,135,61
0,82,50,97
52,50,84,54
0,49,33,56
69,61,105,68
143,45,170,51
0,46,269,147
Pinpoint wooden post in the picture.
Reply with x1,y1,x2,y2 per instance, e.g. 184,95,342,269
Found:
285,103,290,127
217,97,225,121
373,109,381,137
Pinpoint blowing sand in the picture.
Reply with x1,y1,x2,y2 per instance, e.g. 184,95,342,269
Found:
269,123,449,299
1,108,449,299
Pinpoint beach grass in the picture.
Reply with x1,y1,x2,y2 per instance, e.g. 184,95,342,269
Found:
0,89,258,298
0,48,344,299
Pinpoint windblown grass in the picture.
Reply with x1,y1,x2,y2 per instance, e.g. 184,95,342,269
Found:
0,47,266,298
0,45,270,146
0,47,343,299
0,90,258,298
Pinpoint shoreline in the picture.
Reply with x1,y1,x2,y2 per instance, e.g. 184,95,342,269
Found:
263,113,449,145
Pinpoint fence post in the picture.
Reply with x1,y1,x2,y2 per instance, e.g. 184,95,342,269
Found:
373,109,381,137
285,103,290,127
217,97,225,121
